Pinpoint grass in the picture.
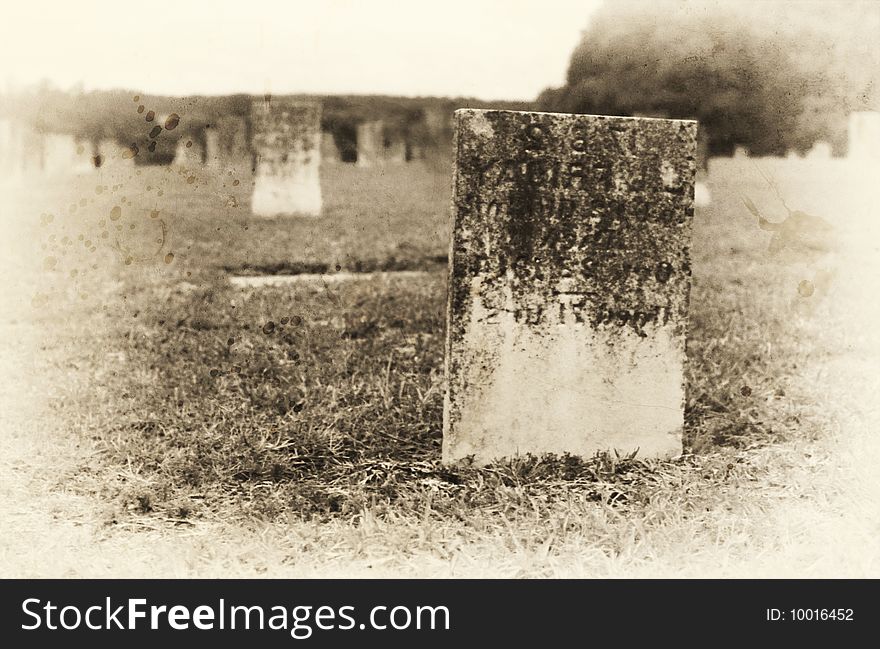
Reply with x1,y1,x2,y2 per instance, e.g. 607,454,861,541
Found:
6,155,873,577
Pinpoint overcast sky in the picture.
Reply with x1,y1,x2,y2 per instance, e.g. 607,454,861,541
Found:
0,0,602,100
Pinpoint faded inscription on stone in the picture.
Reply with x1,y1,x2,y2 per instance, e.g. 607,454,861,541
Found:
443,109,697,464
251,99,322,217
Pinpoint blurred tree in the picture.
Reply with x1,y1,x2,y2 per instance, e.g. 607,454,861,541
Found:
538,0,879,155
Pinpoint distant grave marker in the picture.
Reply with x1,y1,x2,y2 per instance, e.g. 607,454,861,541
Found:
73,139,97,173
806,141,832,159
321,132,341,164
204,128,221,169
848,111,880,160
250,99,322,217
20,126,45,175
172,135,204,166
384,134,407,164
356,120,383,168
43,133,79,175
96,139,136,169
444,109,697,464
206,115,250,171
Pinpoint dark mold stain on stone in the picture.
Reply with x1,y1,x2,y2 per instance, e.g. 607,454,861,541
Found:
449,109,697,340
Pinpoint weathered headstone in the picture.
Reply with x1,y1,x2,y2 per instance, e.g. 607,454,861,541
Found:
73,139,97,173
250,99,322,217
407,139,426,161
847,111,880,160
383,131,407,164
20,126,45,175
204,127,221,168
356,120,383,168
172,135,203,166
443,109,696,464
205,115,250,171
321,131,341,164
96,139,136,169
806,141,832,159
43,133,79,175
423,105,452,140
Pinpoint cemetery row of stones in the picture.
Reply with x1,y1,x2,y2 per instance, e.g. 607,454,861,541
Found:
4,100,876,181
0,92,534,174
0,109,445,176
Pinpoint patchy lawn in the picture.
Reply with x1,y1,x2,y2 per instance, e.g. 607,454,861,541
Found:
4,156,876,577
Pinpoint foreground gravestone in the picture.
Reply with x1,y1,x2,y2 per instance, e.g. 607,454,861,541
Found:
251,99,322,216
443,109,697,464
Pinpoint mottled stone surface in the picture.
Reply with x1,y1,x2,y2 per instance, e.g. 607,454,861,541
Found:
251,100,322,216
443,109,697,464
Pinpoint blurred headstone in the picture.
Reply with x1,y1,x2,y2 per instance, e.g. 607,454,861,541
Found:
204,127,221,169
356,120,383,168
205,115,250,171
96,139,136,169
384,135,407,164
73,140,97,173
444,109,696,464
423,105,452,140
43,133,79,175
847,111,880,160
20,125,45,175
321,132,341,164
407,138,426,161
250,99,322,217
806,141,832,159
172,136,204,166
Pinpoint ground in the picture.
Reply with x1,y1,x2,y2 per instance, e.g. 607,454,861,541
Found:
0,155,877,577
